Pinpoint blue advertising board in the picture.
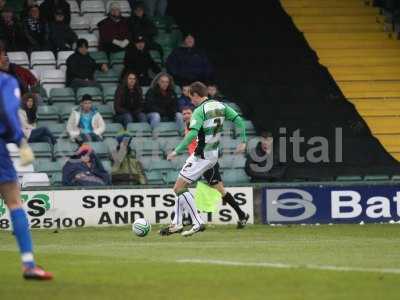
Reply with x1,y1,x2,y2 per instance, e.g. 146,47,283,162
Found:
262,186,400,224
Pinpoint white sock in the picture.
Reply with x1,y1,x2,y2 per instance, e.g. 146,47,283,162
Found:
180,191,204,227
172,195,184,226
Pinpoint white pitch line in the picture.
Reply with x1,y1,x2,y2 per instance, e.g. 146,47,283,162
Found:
176,259,400,275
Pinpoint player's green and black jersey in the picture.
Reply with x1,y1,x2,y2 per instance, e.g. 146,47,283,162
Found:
188,98,242,159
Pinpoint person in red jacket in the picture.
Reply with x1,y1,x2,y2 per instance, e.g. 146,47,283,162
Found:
182,106,197,155
98,2,130,54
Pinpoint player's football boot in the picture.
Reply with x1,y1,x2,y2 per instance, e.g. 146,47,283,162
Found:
23,266,53,280
159,224,183,236
181,224,206,237
237,213,250,229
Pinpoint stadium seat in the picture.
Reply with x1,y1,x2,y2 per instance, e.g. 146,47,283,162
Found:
103,84,117,102
160,136,181,155
101,159,112,173
127,122,152,137
106,0,131,17
142,86,150,95
57,103,77,121
95,68,120,84
163,170,180,184
77,33,99,51
33,159,62,175
81,1,105,16
90,15,107,33
51,172,63,185
37,105,60,122
31,51,56,74
222,169,250,183
145,170,164,184
109,51,125,67
46,123,68,137
103,123,124,137
154,122,179,137
7,51,30,68
150,16,178,31
363,175,390,181
131,138,162,157
171,154,189,170
141,157,173,173
89,51,109,65
86,141,110,159
70,15,90,33
54,140,78,158
336,176,363,181
41,69,66,95
149,50,162,64
57,50,74,70
49,87,76,104
96,104,114,121
220,137,241,154
76,87,103,103
67,0,80,15
29,143,53,158
21,173,50,188
220,154,246,169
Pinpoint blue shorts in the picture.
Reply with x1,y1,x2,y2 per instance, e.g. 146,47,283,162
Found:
0,138,17,184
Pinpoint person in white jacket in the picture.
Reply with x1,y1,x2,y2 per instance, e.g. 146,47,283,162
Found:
66,94,106,143
19,93,56,145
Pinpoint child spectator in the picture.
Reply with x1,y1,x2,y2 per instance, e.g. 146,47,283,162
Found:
62,144,110,186
19,93,56,145
114,72,147,128
177,84,194,112
66,94,106,143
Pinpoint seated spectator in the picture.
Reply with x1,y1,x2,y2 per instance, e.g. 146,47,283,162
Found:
245,132,286,182
145,72,184,134
0,0,5,14
177,84,194,112
166,33,213,86
21,0,37,19
182,106,197,155
48,9,77,52
0,44,39,94
98,2,130,54
114,72,147,128
40,0,71,25
129,2,162,59
111,133,147,185
19,93,56,145
143,0,167,17
23,5,49,51
207,83,227,102
62,144,111,186
66,38,108,90
122,35,160,86
0,8,27,51
67,94,106,143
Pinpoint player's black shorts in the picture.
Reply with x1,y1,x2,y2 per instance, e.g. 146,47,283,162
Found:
203,162,222,186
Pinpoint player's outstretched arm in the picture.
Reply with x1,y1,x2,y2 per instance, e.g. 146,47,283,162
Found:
225,105,247,153
167,129,198,160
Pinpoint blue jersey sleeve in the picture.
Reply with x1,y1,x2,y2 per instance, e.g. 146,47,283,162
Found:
0,74,24,144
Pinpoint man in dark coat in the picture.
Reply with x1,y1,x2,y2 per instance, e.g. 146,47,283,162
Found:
66,39,108,90
0,8,27,51
166,33,213,86
47,9,77,52
39,0,71,25
23,5,49,51
122,35,160,86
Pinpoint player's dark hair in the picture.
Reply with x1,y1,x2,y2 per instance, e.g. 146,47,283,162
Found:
189,81,208,97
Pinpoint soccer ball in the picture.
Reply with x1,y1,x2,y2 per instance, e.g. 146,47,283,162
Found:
132,218,151,237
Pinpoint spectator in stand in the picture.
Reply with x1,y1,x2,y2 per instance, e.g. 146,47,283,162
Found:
47,9,77,53
182,106,197,155
62,144,111,186
39,0,71,25
0,46,39,94
66,38,108,90
67,94,106,143
143,0,167,17
207,83,227,102
129,2,162,59
98,2,130,54
122,35,160,86
111,133,147,185
166,33,213,86
21,0,37,19
114,72,147,128
177,84,194,112
245,131,286,182
23,5,49,51
19,93,57,145
0,8,27,51
145,72,184,134
0,0,6,14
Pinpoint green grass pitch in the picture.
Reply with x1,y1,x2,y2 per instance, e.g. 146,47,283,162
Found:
1,224,400,300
